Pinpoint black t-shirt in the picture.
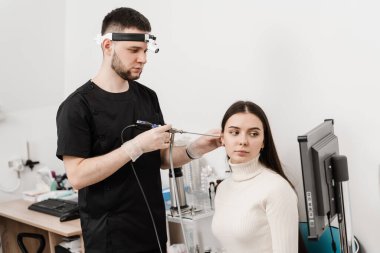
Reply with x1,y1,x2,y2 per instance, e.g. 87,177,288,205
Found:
56,80,166,253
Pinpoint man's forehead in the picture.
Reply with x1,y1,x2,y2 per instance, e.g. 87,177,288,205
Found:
119,40,148,48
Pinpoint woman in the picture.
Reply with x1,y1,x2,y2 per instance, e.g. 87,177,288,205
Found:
212,101,298,253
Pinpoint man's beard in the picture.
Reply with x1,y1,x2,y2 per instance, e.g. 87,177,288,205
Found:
111,52,141,81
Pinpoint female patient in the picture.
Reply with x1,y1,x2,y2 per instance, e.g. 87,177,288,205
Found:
212,101,298,253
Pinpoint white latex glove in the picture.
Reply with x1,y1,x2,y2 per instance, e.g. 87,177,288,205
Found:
122,124,172,161
186,129,222,159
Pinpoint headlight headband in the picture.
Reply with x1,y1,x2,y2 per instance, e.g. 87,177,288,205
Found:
95,33,159,53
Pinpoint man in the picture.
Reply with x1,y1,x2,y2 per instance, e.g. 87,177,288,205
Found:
56,7,220,253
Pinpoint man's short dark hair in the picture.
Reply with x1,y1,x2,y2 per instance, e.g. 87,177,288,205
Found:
101,7,151,35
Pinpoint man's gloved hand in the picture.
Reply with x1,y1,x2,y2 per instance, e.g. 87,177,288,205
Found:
186,129,222,159
122,124,172,161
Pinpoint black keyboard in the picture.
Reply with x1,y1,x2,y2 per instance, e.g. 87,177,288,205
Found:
28,198,79,217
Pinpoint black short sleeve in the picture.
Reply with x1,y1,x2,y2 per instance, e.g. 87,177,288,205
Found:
56,93,92,160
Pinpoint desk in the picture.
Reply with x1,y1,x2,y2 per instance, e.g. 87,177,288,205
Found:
0,199,83,253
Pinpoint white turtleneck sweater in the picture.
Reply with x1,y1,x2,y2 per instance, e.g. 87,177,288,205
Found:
211,156,298,253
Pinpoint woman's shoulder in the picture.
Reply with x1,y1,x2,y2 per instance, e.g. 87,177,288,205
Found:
260,168,295,195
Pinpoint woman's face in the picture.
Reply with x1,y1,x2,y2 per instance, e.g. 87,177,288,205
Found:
222,112,265,164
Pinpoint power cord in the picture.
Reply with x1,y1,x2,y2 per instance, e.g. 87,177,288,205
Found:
326,212,337,253
325,168,337,253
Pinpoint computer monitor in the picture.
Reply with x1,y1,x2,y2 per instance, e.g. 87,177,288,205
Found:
298,119,340,239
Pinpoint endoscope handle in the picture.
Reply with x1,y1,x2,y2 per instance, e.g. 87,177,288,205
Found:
135,120,182,134
136,120,160,129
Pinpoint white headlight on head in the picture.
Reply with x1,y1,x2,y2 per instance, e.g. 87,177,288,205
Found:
94,33,159,53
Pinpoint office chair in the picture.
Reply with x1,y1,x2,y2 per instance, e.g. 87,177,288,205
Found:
17,232,46,253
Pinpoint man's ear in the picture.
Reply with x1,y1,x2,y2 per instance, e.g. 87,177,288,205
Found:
102,39,113,55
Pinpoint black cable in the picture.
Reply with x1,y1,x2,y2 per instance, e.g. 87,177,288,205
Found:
120,124,137,143
325,164,337,253
327,212,337,253
130,162,163,253
121,124,163,253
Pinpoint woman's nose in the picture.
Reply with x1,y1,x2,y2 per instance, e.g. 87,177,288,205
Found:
239,135,248,146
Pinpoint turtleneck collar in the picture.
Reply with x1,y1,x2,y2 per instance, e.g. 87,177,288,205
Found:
229,155,264,182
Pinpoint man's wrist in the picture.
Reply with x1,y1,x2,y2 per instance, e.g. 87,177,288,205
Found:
122,139,143,162
185,143,202,160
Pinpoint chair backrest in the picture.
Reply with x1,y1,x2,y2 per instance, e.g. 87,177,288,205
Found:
17,233,46,253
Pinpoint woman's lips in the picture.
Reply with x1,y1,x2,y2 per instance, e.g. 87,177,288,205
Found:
235,150,249,156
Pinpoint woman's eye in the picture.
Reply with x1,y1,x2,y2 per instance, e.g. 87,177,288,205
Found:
249,132,259,137
229,131,239,136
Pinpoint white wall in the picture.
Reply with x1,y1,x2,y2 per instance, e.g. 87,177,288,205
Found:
0,0,65,112
0,105,65,201
1,0,378,252
64,1,380,252
0,0,66,201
